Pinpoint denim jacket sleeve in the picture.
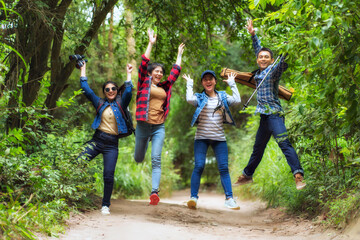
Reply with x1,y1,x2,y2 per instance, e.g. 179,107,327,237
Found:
186,78,197,106
121,80,133,109
225,78,241,106
80,76,100,108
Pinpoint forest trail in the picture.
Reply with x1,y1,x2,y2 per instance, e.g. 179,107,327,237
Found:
48,190,358,240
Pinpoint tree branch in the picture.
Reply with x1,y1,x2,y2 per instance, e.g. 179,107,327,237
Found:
45,0,119,111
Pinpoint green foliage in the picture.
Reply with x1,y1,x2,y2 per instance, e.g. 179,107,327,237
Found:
325,190,360,228
0,125,96,238
1,0,359,235
228,0,360,229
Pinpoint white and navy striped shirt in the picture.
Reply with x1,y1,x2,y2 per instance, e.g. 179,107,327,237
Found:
195,95,226,141
186,78,240,141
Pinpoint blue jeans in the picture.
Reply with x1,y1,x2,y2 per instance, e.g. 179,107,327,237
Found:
243,114,304,177
134,121,165,193
191,139,233,199
77,130,119,207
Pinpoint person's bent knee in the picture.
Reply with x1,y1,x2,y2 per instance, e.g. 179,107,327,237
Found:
134,152,145,163
134,156,144,163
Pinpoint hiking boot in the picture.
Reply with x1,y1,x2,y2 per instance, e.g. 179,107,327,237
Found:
101,206,110,215
187,197,198,210
149,192,160,205
295,173,306,190
233,174,253,186
224,198,240,210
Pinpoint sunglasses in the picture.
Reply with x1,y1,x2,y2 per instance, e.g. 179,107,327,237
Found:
105,87,117,92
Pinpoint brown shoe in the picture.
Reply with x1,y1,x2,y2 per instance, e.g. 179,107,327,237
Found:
295,173,306,190
233,174,253,186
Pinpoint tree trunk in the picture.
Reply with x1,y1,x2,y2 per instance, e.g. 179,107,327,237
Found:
45,0,119,112
124,1,137,118
107,8,114,81
5,0,60,130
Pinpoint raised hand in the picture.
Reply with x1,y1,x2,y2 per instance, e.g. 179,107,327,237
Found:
127,63,133,73
148,29,157,45
246,19,255,36
178,43,185,55
223,72,236,84
80,61,86,77
145,29,157,58
182,74,193,82
176,43,186,66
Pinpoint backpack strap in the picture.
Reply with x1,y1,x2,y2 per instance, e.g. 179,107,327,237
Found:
115,95,135,135
96,98,106,114
115,95,125,117
249,69,260,83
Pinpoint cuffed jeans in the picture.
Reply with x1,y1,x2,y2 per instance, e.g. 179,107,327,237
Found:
243,113,304,177
76,130,119,207
134,121,165,193
191,139,233,199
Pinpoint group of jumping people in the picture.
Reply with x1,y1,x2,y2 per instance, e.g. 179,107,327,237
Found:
76,19,306,215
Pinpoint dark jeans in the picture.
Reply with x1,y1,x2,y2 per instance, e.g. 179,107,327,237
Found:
243,114,304,177
191,139,233,199
77,130,119,207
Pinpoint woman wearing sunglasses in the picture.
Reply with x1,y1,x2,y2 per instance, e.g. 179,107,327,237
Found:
77,61,133,215
134,29,185,205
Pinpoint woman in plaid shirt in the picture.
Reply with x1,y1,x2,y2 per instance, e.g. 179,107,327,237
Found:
134,29,185,205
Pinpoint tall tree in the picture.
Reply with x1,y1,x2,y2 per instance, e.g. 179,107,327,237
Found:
1,0,118,129
107,7,114,81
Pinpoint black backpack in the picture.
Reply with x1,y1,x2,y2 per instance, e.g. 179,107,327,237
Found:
96,85,135,138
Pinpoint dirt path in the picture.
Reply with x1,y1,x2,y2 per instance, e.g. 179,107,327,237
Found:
50,190,358,240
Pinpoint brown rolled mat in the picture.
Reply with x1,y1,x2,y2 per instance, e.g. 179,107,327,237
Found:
220,68,293,101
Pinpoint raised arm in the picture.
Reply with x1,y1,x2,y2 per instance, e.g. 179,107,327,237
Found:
144,29,157,59
138,29,155,86
175,43,185,66
223,72,241,106
79,62,100,107
246,19,255,36
246,19,262,56
121,64,134,109
160,43,185,86
126,63,133,82
271,54,289,80
183,74,197,106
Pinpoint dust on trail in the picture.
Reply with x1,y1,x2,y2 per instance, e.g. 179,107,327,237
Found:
48,190,358,240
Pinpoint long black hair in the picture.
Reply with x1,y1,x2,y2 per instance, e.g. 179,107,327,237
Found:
147,62,165,75
102,81,119,93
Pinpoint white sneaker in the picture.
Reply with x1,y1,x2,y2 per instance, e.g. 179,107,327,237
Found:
224,198,240,210
187,197,198,209
101,206,110,215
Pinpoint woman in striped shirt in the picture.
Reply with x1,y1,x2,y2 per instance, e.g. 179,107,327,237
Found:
183,70,241,210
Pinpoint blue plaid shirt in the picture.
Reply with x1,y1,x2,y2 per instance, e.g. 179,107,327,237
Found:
252,34,288,115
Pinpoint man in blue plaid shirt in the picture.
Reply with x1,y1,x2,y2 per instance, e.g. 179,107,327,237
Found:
233,19,306,190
